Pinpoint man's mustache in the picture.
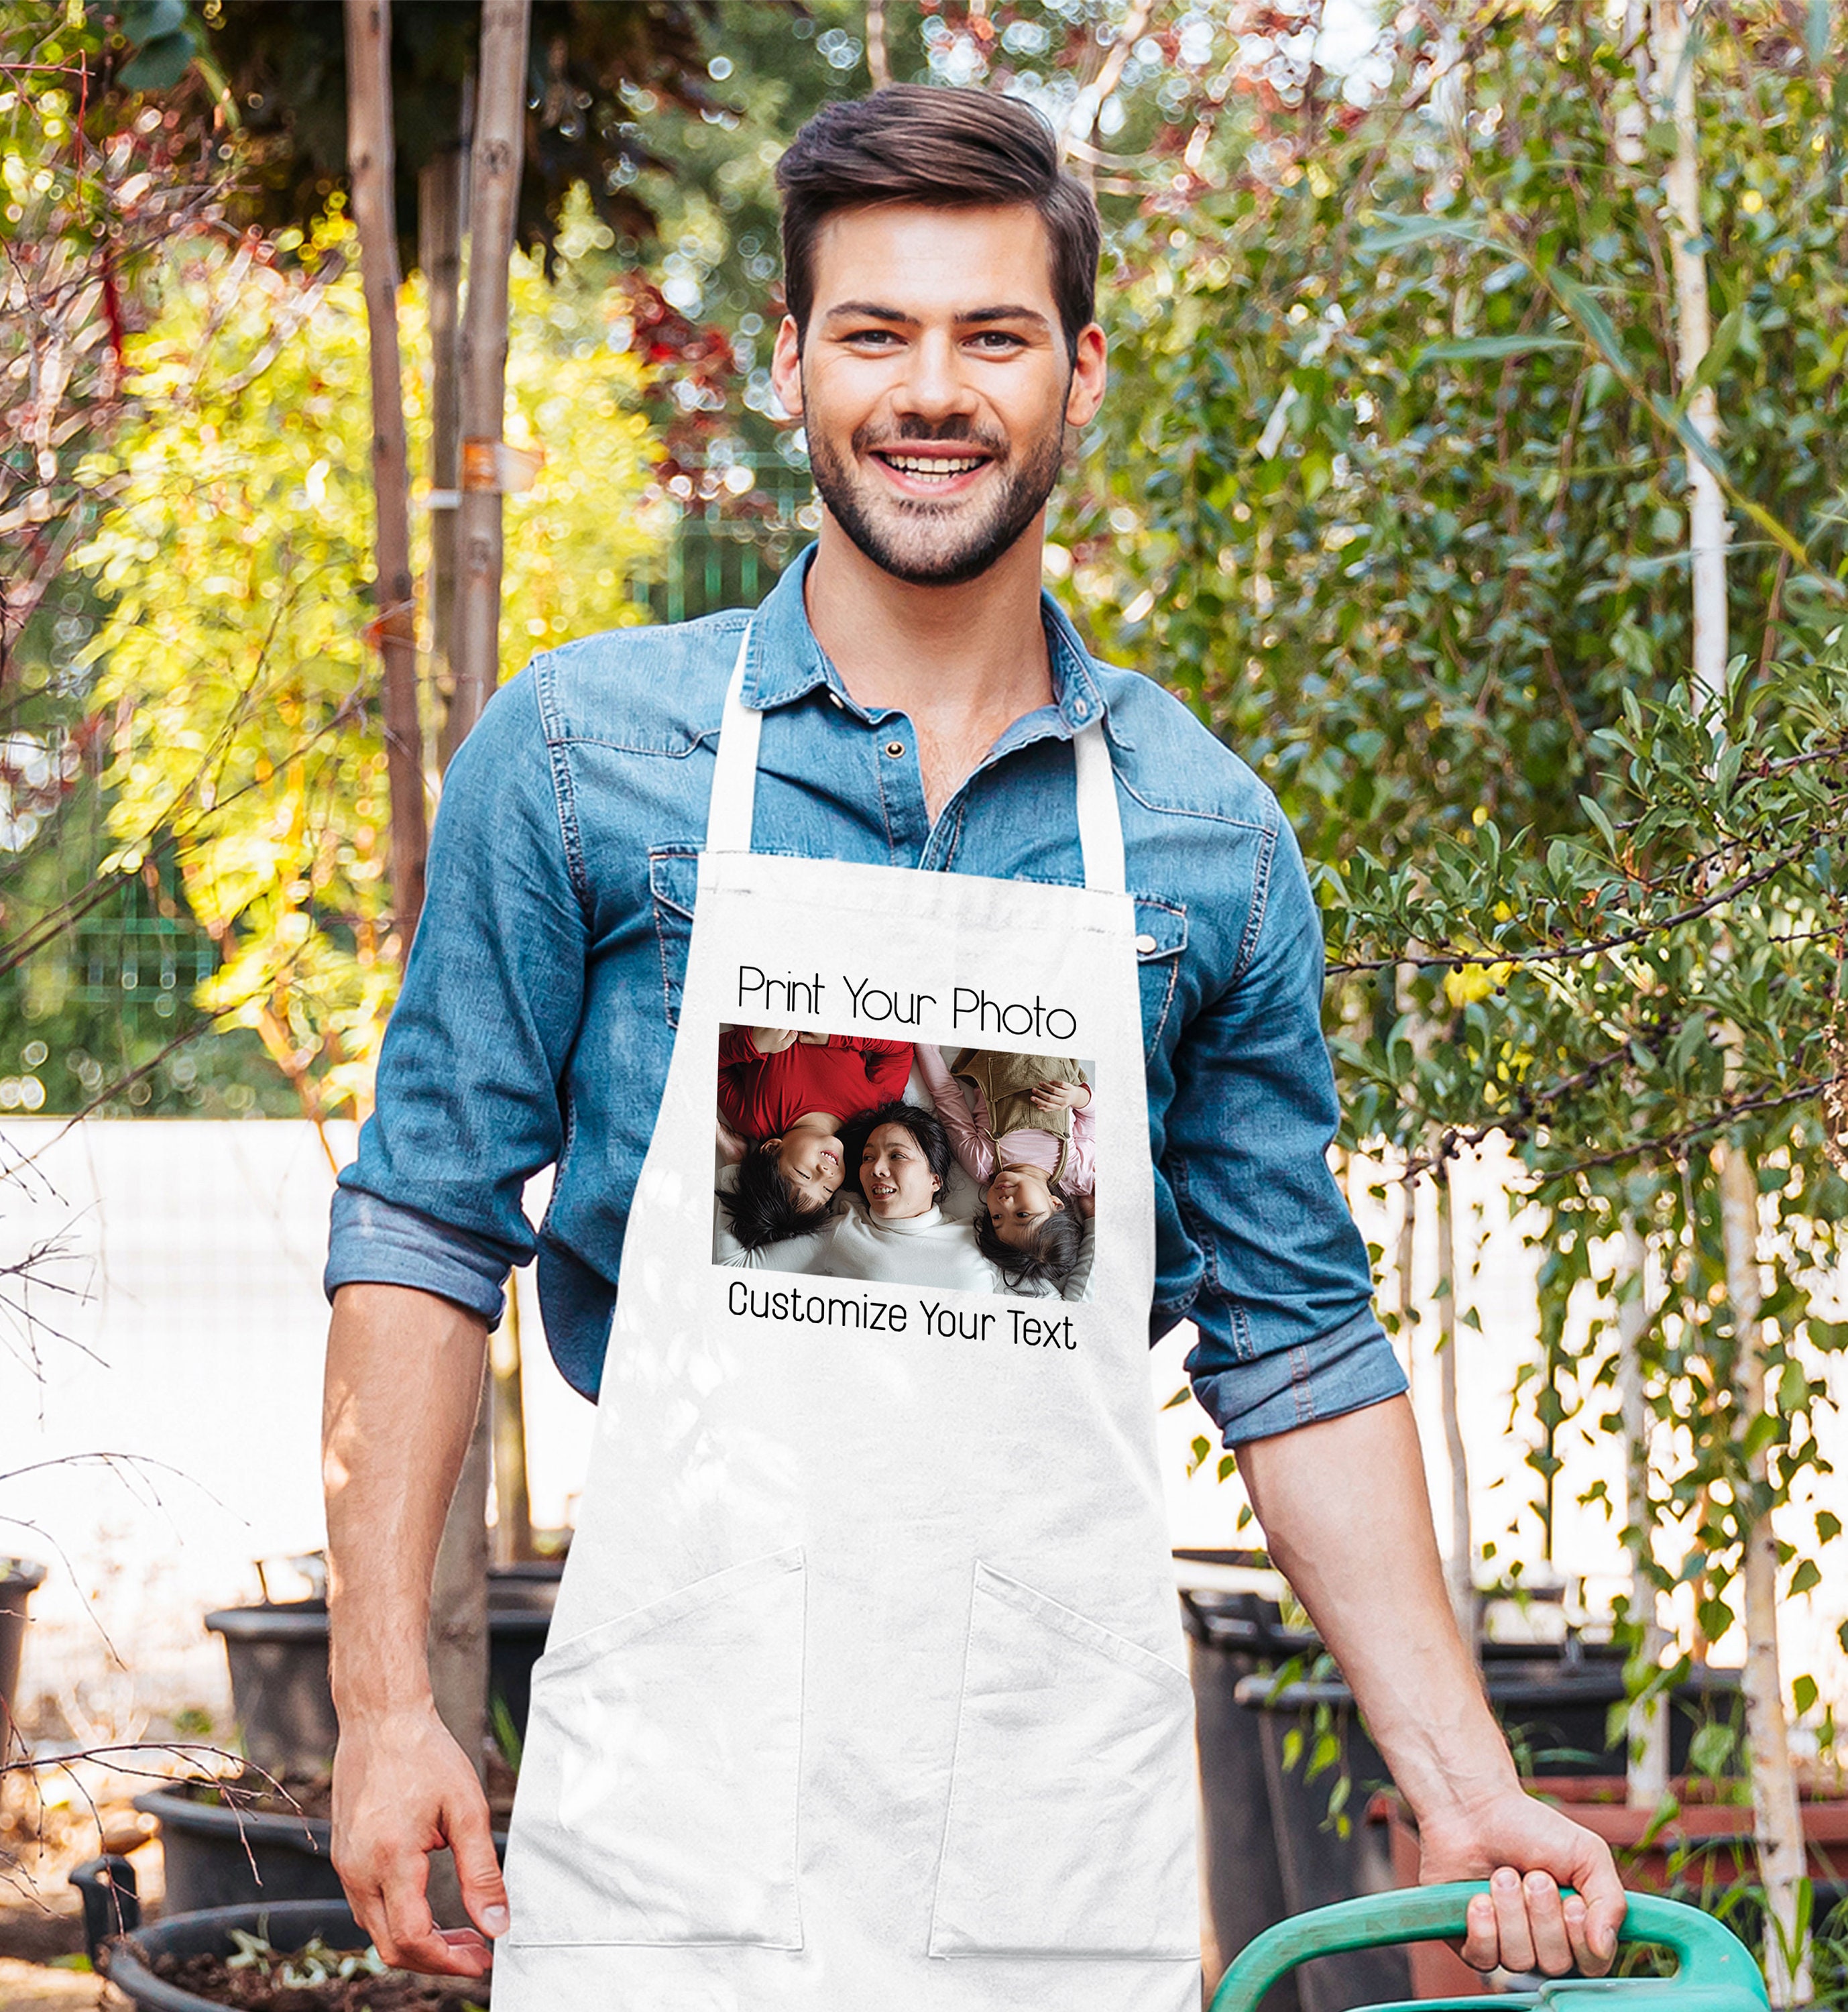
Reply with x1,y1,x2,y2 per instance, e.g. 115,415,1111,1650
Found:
850,418,1010,457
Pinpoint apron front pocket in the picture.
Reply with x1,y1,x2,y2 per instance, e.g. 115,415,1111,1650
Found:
507,1547,806,1950
929,1562,1197,1962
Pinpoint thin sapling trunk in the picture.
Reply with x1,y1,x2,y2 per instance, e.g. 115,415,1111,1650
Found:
343,0,428,942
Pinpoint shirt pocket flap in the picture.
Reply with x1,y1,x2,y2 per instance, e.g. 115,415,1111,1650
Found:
1133,897,1187,963
648,846,700,921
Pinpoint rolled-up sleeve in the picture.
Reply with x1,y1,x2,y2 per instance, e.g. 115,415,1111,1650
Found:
324,667,585,1319
1165,818,1406,1445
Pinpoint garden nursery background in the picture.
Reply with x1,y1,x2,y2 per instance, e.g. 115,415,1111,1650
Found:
3,0,1847,2006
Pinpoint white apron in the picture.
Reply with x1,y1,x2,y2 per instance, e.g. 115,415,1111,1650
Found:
496,628,1200,2011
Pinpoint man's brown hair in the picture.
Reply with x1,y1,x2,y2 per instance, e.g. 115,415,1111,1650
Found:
774,85,1101,361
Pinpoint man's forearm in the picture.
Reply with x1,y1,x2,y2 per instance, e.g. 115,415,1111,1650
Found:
1238,1394,1516,1825
322,1282,489,1722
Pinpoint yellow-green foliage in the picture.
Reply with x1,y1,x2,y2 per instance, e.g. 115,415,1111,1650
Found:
76,211,665,1118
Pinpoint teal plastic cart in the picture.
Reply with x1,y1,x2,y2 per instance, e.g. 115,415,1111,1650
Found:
1208,1884,1771,2011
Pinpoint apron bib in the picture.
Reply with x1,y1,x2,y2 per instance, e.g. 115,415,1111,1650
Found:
496,628,1200,2011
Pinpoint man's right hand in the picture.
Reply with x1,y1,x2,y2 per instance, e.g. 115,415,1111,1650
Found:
331,1703,509,1977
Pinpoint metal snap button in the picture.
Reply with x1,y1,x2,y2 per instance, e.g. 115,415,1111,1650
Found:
1135,932,1159,954
884,740,905,758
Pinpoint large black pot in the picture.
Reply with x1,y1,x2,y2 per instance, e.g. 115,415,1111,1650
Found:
1,1556,48,1736
1240,1648,1743,1787
133,1779,510,1913
1177,1549,1411,2012
70,1859,389,2011
208,1564,561,1775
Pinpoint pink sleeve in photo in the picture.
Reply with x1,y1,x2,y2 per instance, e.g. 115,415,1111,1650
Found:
915,1043,995,1184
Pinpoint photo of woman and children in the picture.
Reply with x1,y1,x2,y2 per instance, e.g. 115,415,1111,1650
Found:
711,1026,1096,1302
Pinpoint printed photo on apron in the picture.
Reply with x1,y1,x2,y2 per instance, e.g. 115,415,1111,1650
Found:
711,1023,1099,1304
495,625,1200,2012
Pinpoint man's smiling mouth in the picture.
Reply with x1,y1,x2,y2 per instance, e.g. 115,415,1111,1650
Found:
870,449,992,488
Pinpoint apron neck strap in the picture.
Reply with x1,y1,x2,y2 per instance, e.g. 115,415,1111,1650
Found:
705,621,1127,897
704,623,762,854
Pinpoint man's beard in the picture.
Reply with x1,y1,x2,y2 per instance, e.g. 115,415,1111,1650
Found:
804,400,1067,588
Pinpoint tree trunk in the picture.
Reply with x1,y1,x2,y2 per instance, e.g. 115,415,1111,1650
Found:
864,1,890,89
420,3,531,1890
1653,1,1808,1995
419,143,464,762
1616,1216,1670,1809
1435,1168,1475,1649
449,0,530,750
424,1355,491,1929
1722,1144,1812,2005
343,0,428,942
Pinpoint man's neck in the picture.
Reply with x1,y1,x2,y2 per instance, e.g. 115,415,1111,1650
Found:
802,514,1055,818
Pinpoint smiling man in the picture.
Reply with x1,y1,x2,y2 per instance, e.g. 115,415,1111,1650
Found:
321,86,1627,2006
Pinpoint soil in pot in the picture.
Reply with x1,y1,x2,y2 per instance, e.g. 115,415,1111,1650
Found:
148,1949,488,2011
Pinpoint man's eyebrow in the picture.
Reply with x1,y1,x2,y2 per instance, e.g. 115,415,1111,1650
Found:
821,300,1053,331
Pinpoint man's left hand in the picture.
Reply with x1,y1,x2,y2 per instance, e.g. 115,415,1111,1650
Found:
1416,1785,1626,1978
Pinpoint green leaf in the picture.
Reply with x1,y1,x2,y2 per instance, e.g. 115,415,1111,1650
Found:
1790,1558,1821,1597
1742,1410,1782,1463
1413,333,1580,368
119,28,196,90
1688,306,1747,396
1688,1721,1737,1777
1816,1510,1841,1545
1162,1384,1192,1410
1793,1674,1819,1716
1357,211,1495,256
1548,272,1635,386
121,0,188,38
1578,793,1617,852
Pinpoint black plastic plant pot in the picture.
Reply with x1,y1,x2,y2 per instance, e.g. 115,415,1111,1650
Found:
207,1565,561,1775
70,1861,368,2012
1175,1549,1408,2012
1,1556,48,1735
1242,1655,1743,1781
133,1781,508,1914
1179,1579,1302,2012
203,1601,339,1777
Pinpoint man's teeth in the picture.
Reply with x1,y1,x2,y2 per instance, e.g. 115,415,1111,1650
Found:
884,454,984,480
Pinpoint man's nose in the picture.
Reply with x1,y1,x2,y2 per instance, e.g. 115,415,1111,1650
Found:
891,329,976,427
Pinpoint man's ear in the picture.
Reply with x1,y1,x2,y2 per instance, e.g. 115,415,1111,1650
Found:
1064,322,1107,428
770,314,805,420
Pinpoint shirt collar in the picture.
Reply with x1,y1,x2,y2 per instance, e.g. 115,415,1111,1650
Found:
741,543,1128,749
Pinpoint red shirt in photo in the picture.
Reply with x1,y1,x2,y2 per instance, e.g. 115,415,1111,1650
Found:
717,1031,915,1141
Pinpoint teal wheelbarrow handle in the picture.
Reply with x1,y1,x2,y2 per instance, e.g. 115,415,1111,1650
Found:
1207,1884,1770,2012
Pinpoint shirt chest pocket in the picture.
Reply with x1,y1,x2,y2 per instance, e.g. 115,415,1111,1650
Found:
1133,897,1187,1058
649,846,700,1029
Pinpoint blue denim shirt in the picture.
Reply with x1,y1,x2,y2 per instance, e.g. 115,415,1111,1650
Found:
325,547,1405,1444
